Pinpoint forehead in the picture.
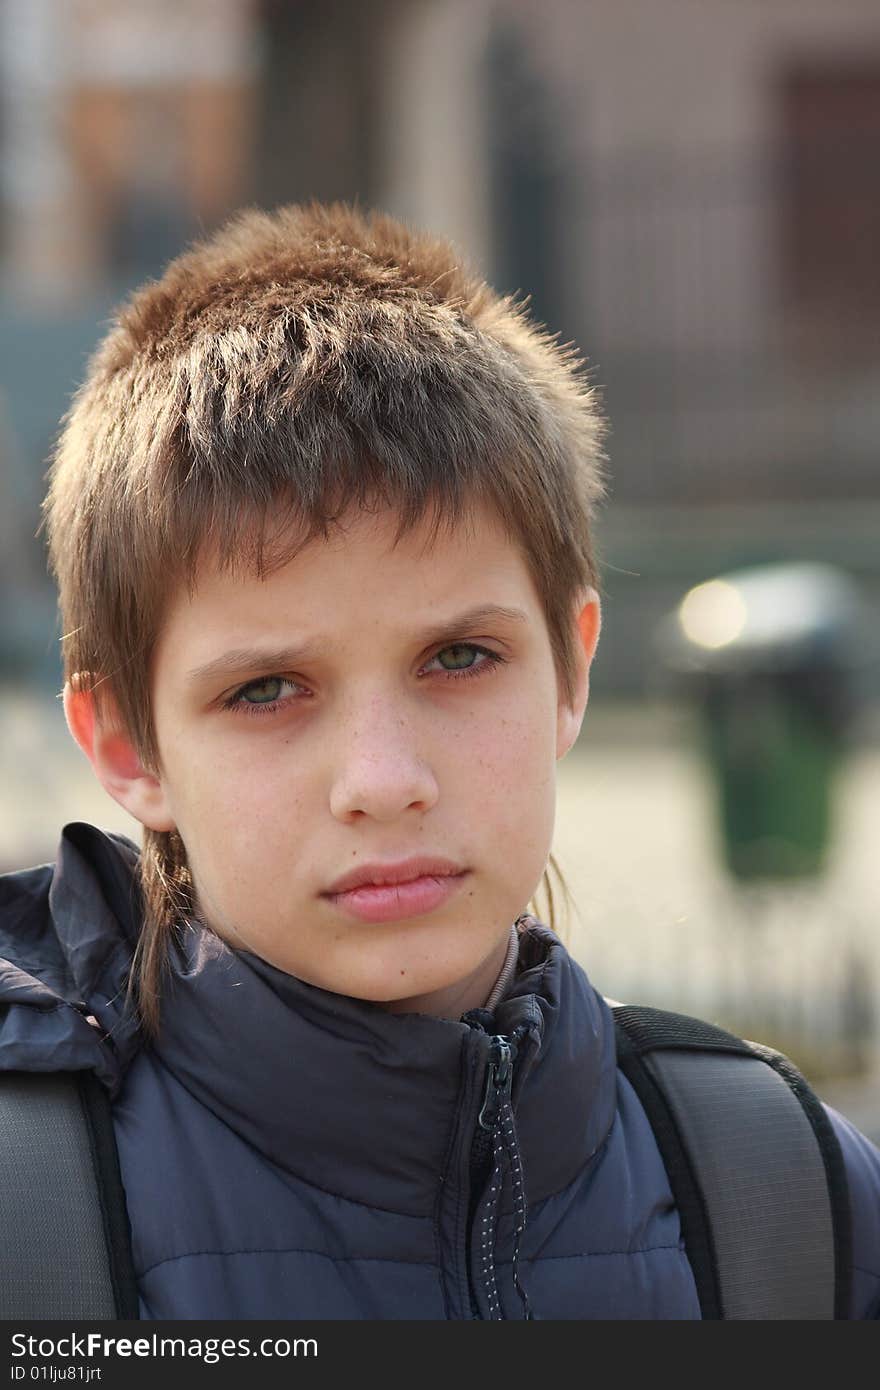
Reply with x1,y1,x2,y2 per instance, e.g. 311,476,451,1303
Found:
159,500,543,648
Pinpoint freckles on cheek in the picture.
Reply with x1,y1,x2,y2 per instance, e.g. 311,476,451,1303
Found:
468,712,556,823
489,707,555,777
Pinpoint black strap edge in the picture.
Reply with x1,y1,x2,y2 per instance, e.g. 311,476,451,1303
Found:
612,1003,756,1057
75,1071,140,1319
742,1040,853,1319
613,1018,723,1319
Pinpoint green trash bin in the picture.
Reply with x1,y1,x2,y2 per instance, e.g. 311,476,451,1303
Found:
666,563,861,881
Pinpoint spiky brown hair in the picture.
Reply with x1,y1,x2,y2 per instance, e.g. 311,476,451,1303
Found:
44,201,606,1034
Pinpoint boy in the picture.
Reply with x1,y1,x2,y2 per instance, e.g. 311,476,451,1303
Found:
1,202,878,1320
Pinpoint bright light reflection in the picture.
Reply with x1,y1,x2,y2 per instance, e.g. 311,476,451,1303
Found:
678,580,748,650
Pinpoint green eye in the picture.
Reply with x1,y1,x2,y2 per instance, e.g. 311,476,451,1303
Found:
242,677,284,704
437,644,478,670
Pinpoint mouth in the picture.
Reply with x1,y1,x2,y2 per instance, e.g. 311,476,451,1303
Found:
323,870,469,924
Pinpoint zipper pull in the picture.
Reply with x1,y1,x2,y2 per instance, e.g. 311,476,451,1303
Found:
478,1036,515,1131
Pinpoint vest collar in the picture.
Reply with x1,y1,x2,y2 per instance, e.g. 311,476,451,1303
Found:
152,911,617,1214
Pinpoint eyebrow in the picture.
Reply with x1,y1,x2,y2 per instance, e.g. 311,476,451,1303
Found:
185,604,529,686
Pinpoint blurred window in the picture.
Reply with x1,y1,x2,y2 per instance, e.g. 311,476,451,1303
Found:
779,63,880,368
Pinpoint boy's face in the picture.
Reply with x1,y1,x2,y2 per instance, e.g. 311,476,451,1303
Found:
78,501,598,1018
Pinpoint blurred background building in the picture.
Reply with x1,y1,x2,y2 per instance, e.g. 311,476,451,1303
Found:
1,0,878,1123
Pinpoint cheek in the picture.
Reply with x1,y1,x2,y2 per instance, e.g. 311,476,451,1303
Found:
459,695,558,853
467,712,552,792
162,738,309,880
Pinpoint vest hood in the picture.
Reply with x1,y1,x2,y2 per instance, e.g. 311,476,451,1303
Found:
0,823,143,1095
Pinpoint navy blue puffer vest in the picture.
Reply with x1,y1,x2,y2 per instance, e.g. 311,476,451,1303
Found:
113,910,701,1318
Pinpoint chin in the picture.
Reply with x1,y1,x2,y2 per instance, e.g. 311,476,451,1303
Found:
335,968,451,1006
308,946,466,1007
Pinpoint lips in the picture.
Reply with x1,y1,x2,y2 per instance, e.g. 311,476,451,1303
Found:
322,856,466,896
321,856,469,925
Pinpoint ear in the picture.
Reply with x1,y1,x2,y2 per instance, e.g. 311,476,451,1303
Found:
63,677,176,832
556,587,602,759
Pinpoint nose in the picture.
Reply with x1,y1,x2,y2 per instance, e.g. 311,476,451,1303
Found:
328,696,440,823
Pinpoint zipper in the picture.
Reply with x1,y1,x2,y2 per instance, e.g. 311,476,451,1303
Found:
478,1037,514,1131
466,1029,516,1204
465,1029,521,1318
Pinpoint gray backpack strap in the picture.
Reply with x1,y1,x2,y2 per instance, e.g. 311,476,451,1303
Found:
0,1071,139,1319
613,1005,852,1320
